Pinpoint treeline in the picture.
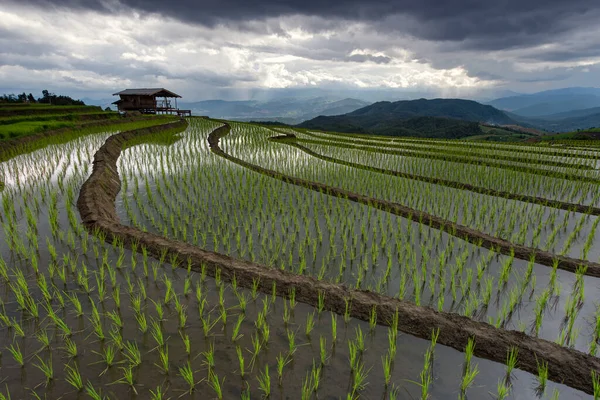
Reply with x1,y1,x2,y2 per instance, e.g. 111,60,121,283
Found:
0,90,85,106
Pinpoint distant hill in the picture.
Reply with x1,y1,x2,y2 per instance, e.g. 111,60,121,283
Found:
488,87,600,117
297,98,517,139
180,97,370,124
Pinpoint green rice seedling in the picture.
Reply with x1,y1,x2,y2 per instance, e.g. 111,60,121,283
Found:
536,358,548,395
319,336,328,367
65,363,84,391
93,344,117,375
301,370,314,400
351,361,370,397
178,361,197,394
201,312,220,337
251,278,260,300
155,345,169,375
331,313,338,344
202,341,216,370
496,378,510,400
11,318,25,338
355,326,365,353
592,370,600,399
35,329,51,351
311,361,322,394
382,352,393,387
7,342,24,367
151,320,165,348
204,369,225,400
130,294,143,315
348,341,359,372
237,292,248,314
123,341,142,367
136,312,148,334
63,337,78,359
262,322,271,346
460,357,478,399
505,347,518,379
236,345,246,379
369,306,377,331
232,314,244,342
149,386,166,400
109,327,124,351
276,352,290,385
33,355,53,385
305,312,316,337
85,381,105,400
344,297,351,323
287,328,297,356
317,291,325,314
106,310,123,330
178,305,188,330
180,331,191,355
151,299,164,321
257,365,271,398
115,365,137,395
112,285,121,310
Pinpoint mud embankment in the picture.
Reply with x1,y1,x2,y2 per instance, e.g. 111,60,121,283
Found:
76,119,600,395
269,134,600,216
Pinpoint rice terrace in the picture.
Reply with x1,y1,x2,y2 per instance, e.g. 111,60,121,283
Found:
2,88,600,400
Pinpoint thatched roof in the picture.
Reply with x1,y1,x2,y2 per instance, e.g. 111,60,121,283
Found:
112,88,181,98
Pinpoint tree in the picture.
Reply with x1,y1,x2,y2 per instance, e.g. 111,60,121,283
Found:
27,93,36,103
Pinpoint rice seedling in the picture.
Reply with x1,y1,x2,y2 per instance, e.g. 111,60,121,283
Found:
236,345,246,379
202,341,216,370
65,363,84,391
257,365,271,398
536,357,549,395
63,337,78,359
114,365,138,395
7,342,24,367
122,341,142,367
33,355,54,385
305,312,316,337
178,361,198,394
85,381,105,400
149,386,166,400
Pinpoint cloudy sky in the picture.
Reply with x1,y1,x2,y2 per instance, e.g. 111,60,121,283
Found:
1,0,600,101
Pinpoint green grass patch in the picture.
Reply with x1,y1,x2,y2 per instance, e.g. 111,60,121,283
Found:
0,120,76,139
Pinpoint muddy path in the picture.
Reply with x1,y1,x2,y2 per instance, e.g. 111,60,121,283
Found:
76,118,600,395
212,124,600,277
268,134,600,216
292,132,600,185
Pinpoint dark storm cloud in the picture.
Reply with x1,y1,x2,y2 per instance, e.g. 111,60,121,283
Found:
14,0,600,52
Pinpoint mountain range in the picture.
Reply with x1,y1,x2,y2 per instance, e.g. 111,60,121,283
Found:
179,97,370,124
297,98,518,139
